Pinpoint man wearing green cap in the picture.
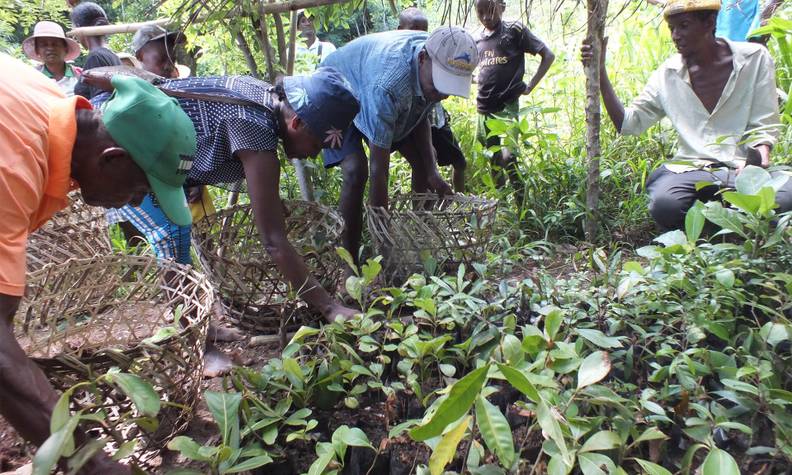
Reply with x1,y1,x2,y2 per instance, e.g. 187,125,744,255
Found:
581,0,791,230
0,53,195,473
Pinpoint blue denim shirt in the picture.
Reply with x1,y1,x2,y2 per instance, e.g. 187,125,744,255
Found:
321,30,431,149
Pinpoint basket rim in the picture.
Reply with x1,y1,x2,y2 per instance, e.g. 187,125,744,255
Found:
19,254,214,362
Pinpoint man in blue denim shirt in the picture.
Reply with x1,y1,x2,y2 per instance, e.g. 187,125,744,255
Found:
321,26,478,261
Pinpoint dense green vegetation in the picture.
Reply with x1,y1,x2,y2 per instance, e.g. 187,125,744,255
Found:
4,0,792,473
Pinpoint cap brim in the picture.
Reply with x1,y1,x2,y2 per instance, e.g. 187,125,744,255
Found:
148,175,192,226
431,60,472,98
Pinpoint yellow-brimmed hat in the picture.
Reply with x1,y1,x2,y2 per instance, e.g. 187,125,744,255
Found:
663,0,721,18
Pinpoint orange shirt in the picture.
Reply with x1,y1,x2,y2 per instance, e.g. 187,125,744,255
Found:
0,54,88,296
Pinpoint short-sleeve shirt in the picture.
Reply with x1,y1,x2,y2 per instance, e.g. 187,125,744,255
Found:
158,76,280,186
321,30,432,149
0,54,85,296
621,40,779,172
74,47,121,99
476,21,546,114
39,63,81,97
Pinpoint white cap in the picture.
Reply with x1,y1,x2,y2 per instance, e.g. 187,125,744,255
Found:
424,26,478,98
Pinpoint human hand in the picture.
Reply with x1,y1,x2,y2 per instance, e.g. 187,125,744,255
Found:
428,173,453,197
522,84,535,96
323,302,360,323
580,37,608,68
185,185,203,204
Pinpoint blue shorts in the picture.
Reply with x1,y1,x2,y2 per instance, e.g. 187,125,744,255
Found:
322,124,368,168
116,194,193,265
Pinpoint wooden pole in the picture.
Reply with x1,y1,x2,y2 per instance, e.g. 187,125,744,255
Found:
67,19,169,37
584,0,608,242
286,9,316,201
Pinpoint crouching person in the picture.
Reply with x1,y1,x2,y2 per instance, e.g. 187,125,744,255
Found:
0,53,196,474
583,0,792,230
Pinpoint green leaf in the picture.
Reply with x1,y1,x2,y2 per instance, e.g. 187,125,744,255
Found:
701,448,740,475
106,372,161,418
345,276,364,303
702,203,747,238
142,326,179,345
578,452,615,475
580,430,621,453
332,425,374,461
715,269,735,288
475,397,515,468
223,454,274,473
282,358,305,389
112,440,137,461
654,230,687,248
361,257,382,284
410,365,490,441
428,416,471,475
633,427,668,444
537,401,569,462
634,458,672,475
167,436,214,462
33,415,80,475
576,329,623,349
722,192,761,214
66,438,106,475
496,364,541,403
205,391,242,447
501,334,524,365
307,442,337,475
735,165,771,195
685,201,706,243
289,326,321,344
544,308,564,341
336,247,357,274
577,351,611,389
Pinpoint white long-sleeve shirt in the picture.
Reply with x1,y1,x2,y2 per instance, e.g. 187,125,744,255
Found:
621,39,779,172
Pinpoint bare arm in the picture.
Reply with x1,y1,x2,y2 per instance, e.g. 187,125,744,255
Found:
239,150,357,321
524,47,556,94
410,118,453,195
581,39,626,132
369,144,391,209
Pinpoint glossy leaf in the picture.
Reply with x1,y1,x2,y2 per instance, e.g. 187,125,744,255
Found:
701,448,740,475
205,391,242,447
475,397,515,468
106,372,160,418
496,363,541,403
577,351,611,389
428,416,471,475
33,415,80,475
634,458,673,475
410,365,489,441
580,430,621,453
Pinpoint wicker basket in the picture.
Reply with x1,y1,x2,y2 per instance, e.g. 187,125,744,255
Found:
366,193,498,282
15,254,213,466
26,192,112,272
192,200,344,335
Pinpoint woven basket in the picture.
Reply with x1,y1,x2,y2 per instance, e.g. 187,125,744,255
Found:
26,192,112,272
15,254,213,466
192,200,343,335
366,193,498,282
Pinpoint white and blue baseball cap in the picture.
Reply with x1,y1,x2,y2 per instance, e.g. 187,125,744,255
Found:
425,26,478,98
282,67,360,149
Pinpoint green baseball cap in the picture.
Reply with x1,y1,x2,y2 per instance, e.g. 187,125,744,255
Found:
102,76,197,226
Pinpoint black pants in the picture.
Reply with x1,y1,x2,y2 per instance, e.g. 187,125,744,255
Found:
646,165,792,230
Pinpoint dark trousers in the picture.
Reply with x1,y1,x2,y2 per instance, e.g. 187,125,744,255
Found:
646,165,792,230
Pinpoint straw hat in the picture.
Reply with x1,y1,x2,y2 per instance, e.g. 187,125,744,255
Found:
663,0,720,18
22,21,81,62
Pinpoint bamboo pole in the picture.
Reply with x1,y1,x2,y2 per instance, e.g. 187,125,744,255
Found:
584,0,608,242
67,19,169,37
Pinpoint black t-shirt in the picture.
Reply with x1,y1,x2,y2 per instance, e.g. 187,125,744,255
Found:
476,21,546,114
74,47,121,99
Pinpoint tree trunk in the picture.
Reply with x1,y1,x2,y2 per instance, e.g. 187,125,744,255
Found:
584,0,608,242
271,2,288,71
235,31,261,78
252,10,277,81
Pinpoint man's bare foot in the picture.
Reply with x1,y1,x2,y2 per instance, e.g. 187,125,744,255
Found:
207,323,246,343
203,346,234,378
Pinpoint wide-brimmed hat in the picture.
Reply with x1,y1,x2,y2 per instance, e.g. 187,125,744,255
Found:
663,0,720,18
22,21,81,62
